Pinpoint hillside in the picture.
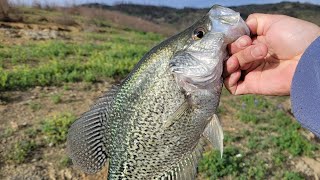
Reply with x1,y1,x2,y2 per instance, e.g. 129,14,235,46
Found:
0,2,320,179
84,1,320,30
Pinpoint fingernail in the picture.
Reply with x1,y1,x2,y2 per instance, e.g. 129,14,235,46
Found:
251,46,263,58
237,38,247,48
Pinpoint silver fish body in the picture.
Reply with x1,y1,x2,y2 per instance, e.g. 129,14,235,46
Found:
67,5,249,179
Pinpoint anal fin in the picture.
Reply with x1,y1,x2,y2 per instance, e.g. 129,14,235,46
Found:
203,114,224,157
158,139,206,180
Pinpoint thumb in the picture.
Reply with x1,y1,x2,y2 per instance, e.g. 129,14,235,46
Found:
246,13,283,36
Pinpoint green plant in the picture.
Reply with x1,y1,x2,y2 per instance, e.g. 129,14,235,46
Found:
272,151,286,166
6,140,37,164
59,156,72,168
199,147,245,178
25,127,39,138
283,171,304,180
243,159,267,179
41,113,76,145
63,84,70,90
0,127,14,138
28,102,41,111
0,67,8,88
0,28,161,91
237,111,259,124
272,111,317,156
51,93,62,104
234,95,273,124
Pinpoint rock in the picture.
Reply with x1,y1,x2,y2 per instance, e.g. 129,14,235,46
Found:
19,29,62,40
306,132,316,141
10,121,19,130
302,157,320,177
295,159,314,177
48,166,57,180
31,95,37,100
21,122,28,127
64,169,73,179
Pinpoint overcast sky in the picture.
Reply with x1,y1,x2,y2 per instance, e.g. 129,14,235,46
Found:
11,0,320,8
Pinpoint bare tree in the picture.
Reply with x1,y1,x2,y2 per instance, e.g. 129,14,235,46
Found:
0,0,10,21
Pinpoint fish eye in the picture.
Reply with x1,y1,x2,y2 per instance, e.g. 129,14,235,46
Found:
193,27,206,40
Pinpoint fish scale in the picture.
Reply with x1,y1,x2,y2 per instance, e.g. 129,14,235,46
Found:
67,5,250,179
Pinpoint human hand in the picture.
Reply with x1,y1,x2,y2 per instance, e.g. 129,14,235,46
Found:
224,13,320,95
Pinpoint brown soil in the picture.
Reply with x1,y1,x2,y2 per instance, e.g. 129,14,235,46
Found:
0,82,111,179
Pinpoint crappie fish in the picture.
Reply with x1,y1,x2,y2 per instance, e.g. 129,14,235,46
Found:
67,5,249,179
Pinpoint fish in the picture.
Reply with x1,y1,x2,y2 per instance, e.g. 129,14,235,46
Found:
67,5,249,179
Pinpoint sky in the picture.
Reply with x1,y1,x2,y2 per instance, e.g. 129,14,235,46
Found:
11,0,320,8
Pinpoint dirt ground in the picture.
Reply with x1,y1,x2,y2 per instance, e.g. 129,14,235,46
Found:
1,82,320,179
0,82,109,179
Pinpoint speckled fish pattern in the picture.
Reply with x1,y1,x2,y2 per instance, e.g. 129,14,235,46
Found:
67,5,249,180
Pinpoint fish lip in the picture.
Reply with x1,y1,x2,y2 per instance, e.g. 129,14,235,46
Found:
208,5,241,25
208,5,250,37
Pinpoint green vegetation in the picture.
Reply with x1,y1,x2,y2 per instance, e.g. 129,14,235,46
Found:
28,101,42,111
6,140,37,164
2,112,77,166
42,113,76,145
283,171,304,180
0,127,14,138
199,147,245,178
59,156,72,169
51,93,62,104
199,94,319,179
0,28,162,90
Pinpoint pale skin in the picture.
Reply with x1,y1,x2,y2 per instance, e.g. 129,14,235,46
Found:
224,13,320,95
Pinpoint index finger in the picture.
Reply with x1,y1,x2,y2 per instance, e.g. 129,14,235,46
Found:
246,13,283,35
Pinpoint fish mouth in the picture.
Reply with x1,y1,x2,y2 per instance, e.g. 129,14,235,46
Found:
207,5,250,41
209,5,241,25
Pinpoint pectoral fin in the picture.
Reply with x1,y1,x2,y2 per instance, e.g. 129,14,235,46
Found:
203,114,224,157
163,101,189,128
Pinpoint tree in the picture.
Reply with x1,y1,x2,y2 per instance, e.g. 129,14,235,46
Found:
0,0,11,21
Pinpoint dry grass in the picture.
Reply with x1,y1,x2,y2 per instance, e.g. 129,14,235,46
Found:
54,10,79,26
0,1,174,36
68,7,175,36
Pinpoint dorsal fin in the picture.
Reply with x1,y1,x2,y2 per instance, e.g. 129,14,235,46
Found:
67,85,118,173
159,138,206,180
90,85,119,109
